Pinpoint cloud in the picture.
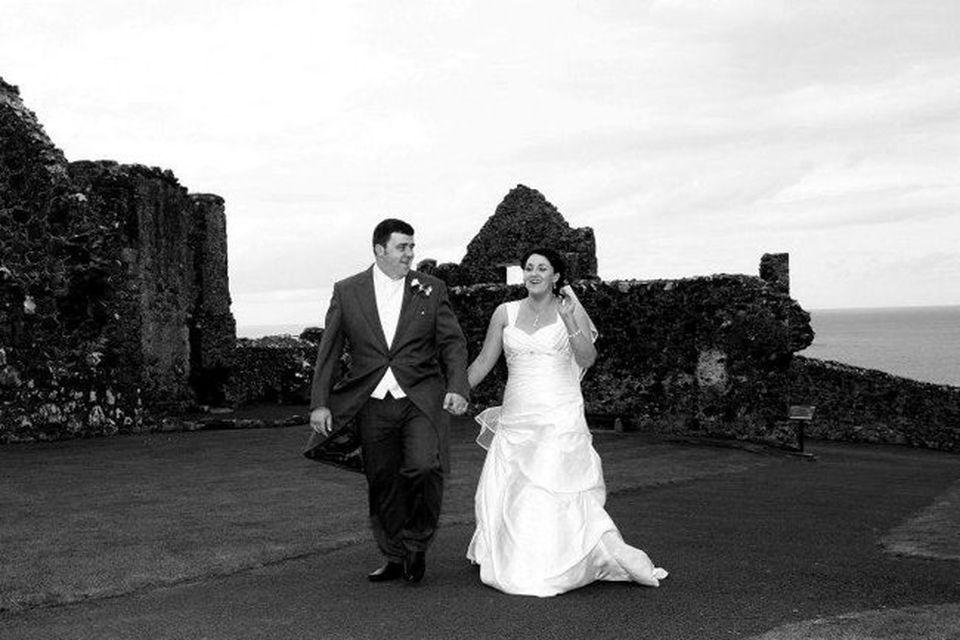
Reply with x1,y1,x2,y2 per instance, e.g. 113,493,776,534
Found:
4,0,960,327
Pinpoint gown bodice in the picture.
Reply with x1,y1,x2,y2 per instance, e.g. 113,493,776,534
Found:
500,301,583,415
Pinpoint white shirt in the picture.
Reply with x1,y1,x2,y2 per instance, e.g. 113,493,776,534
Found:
370,264,407,399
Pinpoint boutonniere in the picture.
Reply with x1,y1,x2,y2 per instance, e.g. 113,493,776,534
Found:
410,278,433,297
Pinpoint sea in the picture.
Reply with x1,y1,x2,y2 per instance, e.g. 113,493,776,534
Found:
800,306,960,388
237,324,310,340
237,305,960,389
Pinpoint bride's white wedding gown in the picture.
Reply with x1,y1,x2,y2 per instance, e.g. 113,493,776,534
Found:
466,300,668,597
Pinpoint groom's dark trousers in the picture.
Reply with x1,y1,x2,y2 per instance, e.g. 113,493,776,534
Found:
305,267,469,562
359,395,443,559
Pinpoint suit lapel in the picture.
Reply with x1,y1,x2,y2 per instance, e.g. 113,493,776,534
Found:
357,266,389,351
392,273,416,352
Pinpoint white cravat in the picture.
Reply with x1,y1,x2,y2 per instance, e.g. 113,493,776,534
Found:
370,264,406,399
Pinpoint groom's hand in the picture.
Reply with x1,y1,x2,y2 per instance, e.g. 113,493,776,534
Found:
443,392,468,416
310,407,332,435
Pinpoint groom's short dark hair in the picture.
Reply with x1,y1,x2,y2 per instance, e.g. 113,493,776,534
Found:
372,218,415,249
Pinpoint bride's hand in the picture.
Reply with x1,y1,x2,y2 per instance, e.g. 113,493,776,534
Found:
557,290,577,320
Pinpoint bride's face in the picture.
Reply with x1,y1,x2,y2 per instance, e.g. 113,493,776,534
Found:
523,254,559,295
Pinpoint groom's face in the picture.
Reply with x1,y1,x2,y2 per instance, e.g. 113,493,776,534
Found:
375,232,415,279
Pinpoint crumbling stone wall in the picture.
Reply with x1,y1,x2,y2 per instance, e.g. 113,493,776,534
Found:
457,184,598,283
451,267,813,447
68,160,199,409
189,194,236,404
0,77,235,442
226,334,315,406
0,78,137,440
203,263,816,450
790,356,960,451
760,253,790,295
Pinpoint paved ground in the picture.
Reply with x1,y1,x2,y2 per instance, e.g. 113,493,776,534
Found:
2,426,959,639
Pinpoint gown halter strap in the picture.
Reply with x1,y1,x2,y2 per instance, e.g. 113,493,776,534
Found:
505,299,520,326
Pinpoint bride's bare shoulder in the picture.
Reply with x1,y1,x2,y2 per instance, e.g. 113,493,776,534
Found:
491,302,512,326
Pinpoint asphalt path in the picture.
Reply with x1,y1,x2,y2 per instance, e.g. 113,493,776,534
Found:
2,439,959,639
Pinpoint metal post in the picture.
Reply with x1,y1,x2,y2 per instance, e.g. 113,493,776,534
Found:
788,405,816,453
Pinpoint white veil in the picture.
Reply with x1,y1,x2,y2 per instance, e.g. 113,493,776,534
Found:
560,284,599,380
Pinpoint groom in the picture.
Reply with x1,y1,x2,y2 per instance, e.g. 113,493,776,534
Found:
306,218,470,584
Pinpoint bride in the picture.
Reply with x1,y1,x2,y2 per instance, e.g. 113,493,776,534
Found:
465,247,668,597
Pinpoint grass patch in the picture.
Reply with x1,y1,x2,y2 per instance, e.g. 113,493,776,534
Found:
748,603,960,640
883,479,960,561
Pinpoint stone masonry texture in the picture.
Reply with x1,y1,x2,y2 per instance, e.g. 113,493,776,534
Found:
0,77,235,442
457,184,598,284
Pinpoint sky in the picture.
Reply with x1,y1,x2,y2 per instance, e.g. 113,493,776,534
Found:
2,0,958,333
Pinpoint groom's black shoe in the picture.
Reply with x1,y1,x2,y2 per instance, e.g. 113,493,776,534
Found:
368,561,405,583
404,551,426,583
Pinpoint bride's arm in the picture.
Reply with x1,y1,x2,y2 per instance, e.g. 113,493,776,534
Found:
467,304,507,388
558,292,597,369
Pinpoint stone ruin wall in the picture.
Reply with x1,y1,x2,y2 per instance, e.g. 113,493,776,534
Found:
0,77,235,442
189,194,236,404
439,187,959,451
224,253,817,450
759,252,790,295
789,356,960,452
418,185,815,447
426,184,598,285
184,175,958,452
220,183,820,450
448,257,814,449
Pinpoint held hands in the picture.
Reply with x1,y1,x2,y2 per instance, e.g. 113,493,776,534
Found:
310,407,332,436
443,392,468,416
313,393,467,434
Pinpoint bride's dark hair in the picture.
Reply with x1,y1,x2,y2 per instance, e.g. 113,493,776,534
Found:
520,247,567,295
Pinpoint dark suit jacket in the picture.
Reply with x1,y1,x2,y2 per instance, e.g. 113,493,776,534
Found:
303,267,469,472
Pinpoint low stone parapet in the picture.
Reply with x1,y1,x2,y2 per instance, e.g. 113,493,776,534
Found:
790,356,960,452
